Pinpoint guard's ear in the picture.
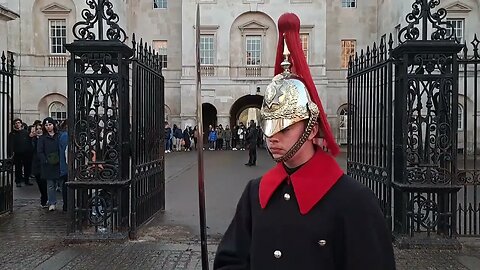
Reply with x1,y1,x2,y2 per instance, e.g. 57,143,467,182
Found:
308,123,319,141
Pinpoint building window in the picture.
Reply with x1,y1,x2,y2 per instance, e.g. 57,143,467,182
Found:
153,40,168,68
458,104,464,131
342,0,356,8
338,106,349,145
300,33,309,63
446,19,464,43
49,19,66,54
49,102,67,122
200,35,215,65
341,39,356,68
153,0,167,9
246,36,261,66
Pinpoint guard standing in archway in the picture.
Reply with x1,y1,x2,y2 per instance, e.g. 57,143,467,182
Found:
245,120,258,166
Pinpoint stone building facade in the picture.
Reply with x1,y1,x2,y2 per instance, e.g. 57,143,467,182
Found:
1,0,479,144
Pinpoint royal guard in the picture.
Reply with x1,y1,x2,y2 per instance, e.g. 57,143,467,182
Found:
214,13,395,269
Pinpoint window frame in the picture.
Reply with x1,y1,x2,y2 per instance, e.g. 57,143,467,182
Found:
200,34,215,65
446,18,465,43
49,101,67,122
153,0,167,9
153,40,168,69
245,35,262,66
341,0,356,8
48,19,67,55
300,33,310,63
341,39,356,69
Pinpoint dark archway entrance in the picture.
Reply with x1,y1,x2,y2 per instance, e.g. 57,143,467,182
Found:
202,103,217,142
229,95,263,128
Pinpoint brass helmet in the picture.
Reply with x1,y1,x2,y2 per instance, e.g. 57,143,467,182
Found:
260,13,339,162
261,42,319,162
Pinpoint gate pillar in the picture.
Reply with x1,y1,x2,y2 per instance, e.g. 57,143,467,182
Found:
65,0,133,239
391,2,463,246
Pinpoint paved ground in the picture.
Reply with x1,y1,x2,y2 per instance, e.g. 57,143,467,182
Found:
1,149,480,269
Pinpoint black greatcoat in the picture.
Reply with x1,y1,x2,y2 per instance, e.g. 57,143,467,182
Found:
214,150,395,270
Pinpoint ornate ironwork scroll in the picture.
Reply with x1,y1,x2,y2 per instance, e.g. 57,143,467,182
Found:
398,0,456,43
73,0,127,42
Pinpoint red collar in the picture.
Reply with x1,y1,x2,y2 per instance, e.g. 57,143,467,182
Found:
259,149,344,215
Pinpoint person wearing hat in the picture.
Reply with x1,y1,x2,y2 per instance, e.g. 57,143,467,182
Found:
213,13,395,270
37,117,61,211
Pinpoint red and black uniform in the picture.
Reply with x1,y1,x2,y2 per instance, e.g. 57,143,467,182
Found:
214,150,395,269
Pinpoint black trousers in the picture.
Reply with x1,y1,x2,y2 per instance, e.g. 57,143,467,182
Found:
248,145,257,165
35,174,48,206
14,152,32,183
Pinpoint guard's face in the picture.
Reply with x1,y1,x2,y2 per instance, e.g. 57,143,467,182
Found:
266,121,305,159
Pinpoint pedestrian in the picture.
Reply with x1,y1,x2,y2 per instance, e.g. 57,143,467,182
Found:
232,125,238,151
165,122,172,153
30,124,48,208
59,120,68,211
216,125,224,150
208,127,217,150
37,117,61,211
8,118,34,187
173,124,183,151
244,120,258,166
183,126,191,151
237,124,245,150
224,125,232,150
214,13,395,270
193,125,199,150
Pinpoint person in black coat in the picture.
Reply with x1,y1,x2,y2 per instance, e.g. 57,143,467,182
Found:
8,118,34,187
245,120,258,166
37,117,61,211
213,13,395,270
30,124,48,207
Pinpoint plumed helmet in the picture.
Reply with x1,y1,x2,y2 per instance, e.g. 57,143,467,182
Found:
261,65,318,138
260,13,339,159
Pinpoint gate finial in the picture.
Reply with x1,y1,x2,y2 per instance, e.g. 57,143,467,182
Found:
73,0,127,42
398,0,456,43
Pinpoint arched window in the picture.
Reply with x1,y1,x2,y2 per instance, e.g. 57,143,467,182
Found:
458,104,464,131
338,105,349,145
49,101,67,122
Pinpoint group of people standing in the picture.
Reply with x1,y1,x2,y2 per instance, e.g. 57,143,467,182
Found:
164,122,198,153
207,121,263,153
8,117,68,211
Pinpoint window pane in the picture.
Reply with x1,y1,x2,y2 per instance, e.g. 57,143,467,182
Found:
446,19,464,43
153,0,167,9
246,36,261,66
341,40,356,68
49,20,67,54
300,33,309,63
342,0,356,7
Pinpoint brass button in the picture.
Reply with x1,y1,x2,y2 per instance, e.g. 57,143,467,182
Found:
273,250,282,258
283,193,291,201
318,239,327,246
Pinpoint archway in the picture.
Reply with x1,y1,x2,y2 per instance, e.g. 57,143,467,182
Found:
229,95,263,128
202,103,217,142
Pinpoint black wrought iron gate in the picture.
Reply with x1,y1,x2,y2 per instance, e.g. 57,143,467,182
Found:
65,0,165,239
348,0,480,242
130,38,165,237
0,52,14,215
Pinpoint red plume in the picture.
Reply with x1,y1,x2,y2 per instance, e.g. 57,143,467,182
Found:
275,13,339,156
